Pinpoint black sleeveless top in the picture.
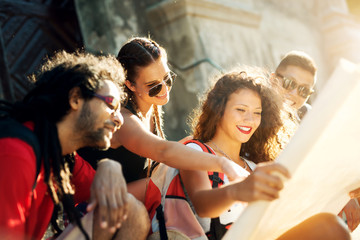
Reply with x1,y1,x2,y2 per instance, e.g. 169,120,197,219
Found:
77,146,147,183
77,103,152,183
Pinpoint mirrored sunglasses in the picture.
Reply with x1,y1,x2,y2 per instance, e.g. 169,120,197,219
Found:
276,73,314,98
92,93,120,111
148,71,177,97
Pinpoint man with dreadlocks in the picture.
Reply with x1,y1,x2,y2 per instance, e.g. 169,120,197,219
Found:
0,51,150,239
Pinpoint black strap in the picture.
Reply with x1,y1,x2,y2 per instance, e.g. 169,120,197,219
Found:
156,204,168,240
202,140,228,240
0,118,41,189
149,161,160,177
207,172,228,240
186,139,229,239
208,174,224,184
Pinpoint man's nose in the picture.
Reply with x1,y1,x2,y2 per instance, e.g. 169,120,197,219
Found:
112,110,124,129
288,87,298,96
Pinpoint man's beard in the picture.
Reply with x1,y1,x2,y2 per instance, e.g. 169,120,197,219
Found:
75,102,110,150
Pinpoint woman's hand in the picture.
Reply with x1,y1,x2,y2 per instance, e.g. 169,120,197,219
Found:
228,162,290,202
220,157,250,181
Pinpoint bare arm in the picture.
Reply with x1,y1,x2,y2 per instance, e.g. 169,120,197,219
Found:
180,163,290,218
110,109,242,180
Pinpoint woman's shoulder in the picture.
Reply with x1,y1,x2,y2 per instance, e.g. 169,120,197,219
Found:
183,139,213,153
121,106,135,117
120,107,143,126
185,142,204,152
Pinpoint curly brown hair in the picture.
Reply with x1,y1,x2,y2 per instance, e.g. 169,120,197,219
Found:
190,66,297,163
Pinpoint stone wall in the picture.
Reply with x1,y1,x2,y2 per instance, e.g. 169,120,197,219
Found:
75,0,360,140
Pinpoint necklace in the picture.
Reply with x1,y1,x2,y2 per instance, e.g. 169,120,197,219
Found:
211,142,247,170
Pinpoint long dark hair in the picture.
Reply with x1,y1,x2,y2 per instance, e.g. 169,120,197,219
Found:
117,37,167,139
2,50,124,239
190,66,297,163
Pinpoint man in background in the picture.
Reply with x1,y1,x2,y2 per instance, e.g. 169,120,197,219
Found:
273,50,316,121
273,50,360,232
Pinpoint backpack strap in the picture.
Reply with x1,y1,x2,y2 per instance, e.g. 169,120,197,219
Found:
207,171,229,240
184,139,230,239
156,204,169,240
183,139,215,153
0,118,41,190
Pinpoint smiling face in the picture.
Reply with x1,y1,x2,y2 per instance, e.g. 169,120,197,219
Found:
126,57,172,111
217,88,262,145
76,80,123,150
276,65,315,110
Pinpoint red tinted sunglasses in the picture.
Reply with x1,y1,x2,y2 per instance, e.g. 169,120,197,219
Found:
92,93,120,111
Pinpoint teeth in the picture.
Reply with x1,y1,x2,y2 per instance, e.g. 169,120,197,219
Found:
239,126,250,131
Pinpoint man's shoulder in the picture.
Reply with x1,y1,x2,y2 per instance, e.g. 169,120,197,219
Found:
0,137,37,162
0,137,38,189
0,120,38,165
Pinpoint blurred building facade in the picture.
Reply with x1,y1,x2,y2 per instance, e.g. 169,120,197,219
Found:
1,0,359,140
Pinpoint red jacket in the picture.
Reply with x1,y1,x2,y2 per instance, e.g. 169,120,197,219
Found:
0,122,95,240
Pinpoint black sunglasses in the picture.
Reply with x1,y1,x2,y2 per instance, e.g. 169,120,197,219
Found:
148,71,177,97
92,93,120,111
276,73,314,98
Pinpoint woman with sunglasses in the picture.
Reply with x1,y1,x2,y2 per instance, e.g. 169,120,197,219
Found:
78,37,244,190
180,66,350,240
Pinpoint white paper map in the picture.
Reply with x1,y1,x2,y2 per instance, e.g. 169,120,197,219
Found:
223,59,360,240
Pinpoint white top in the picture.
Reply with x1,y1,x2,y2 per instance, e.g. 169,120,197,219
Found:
185,142,256,232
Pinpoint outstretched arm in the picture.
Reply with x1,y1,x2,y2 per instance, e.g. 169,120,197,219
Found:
110,109,242,180
180,162,290,218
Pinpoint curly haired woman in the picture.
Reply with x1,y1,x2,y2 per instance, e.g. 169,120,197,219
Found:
181,66,350,240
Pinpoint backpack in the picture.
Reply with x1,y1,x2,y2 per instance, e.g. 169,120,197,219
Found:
183,140,232,240
0,103,41,189
144,163,207,240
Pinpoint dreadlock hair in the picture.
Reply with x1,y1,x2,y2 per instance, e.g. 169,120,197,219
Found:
5,50,125,239
190,65,297,164
116,36,167,139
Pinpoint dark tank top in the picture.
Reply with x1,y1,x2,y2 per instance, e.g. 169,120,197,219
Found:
77,146,147,183
77,103,152,183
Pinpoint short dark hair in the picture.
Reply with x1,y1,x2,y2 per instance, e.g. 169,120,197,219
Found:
276,50,317,77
